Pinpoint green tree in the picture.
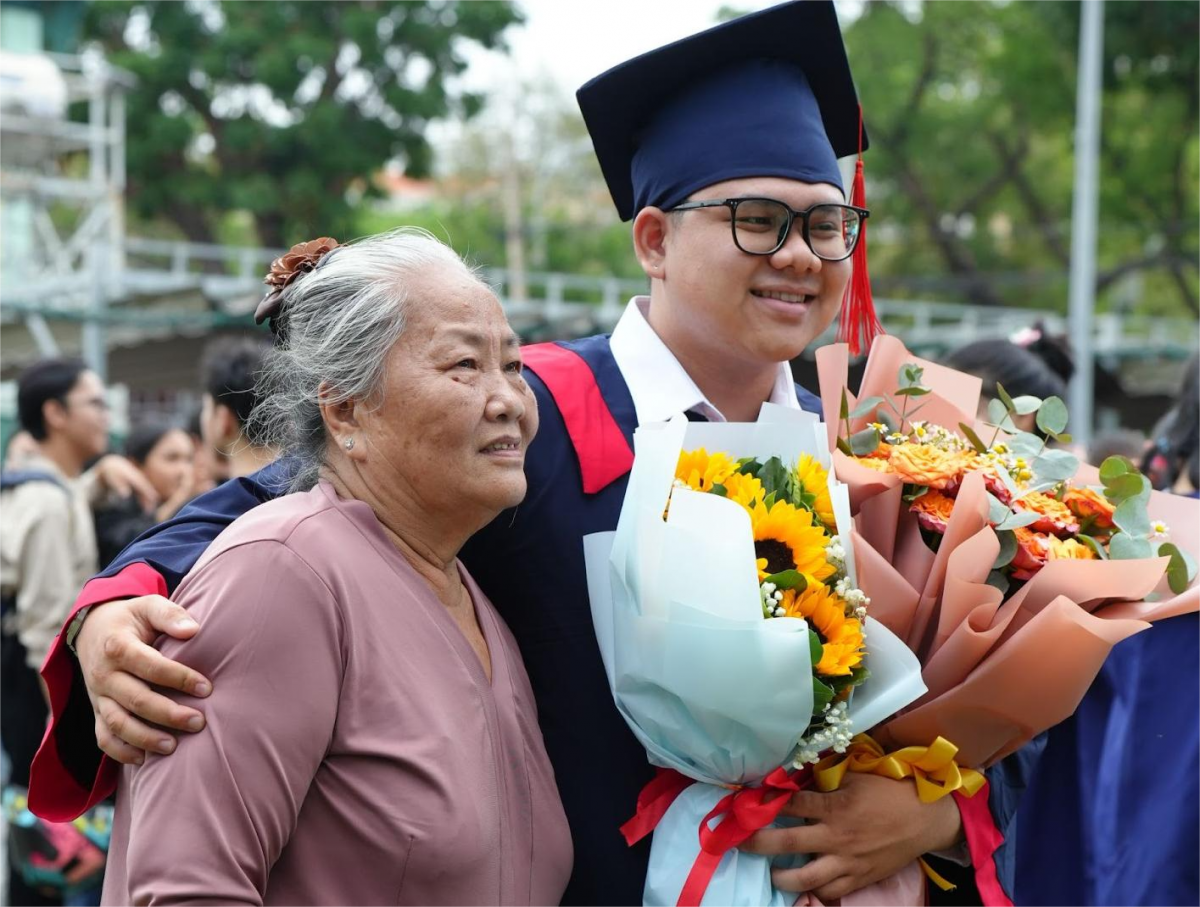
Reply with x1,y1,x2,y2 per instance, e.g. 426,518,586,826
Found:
84,0,522,248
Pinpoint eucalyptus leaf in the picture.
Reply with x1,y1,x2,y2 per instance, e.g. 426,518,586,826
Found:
849,427,881,456
1056,433,1074,444
959,422,988,454
1009,432,1045,458
903,484,930,504
1156,544,1195,595
993,529,1018,568
1104,473,1149,503
1036,396,1069,435
997,510,1042,531
1113,496,1152,538
877,408,899,432
995,382,1017,415
1099,456,1131,483
985,570,1010,595
986,492,1011,526
894,386,931,397
1077,534,1108,560
765,569,807,591
987,397,1009,426
1109,532,1154,560
849,396,886,420
1010,395,1043,415
1033,449,1080,483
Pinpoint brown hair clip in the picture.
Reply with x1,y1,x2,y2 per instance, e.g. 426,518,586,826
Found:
254,236,340,330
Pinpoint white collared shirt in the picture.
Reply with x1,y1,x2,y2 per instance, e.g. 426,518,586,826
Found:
608,296,801,424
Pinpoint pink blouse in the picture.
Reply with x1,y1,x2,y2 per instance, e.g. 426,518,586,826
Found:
101,482,572,905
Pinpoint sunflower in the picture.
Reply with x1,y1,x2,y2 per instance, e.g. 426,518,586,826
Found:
779,584,865,676
794,453,836,530
675,448,737,493
723,471,766,510
749,499,836,585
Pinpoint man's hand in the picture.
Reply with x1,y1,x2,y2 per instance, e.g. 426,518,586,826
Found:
92,454,160,511
741,772,963,901
75,596,211,764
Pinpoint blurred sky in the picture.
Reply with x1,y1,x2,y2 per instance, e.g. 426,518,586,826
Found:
457,0,777,95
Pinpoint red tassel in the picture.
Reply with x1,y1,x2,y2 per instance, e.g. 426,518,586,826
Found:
838,107,883,357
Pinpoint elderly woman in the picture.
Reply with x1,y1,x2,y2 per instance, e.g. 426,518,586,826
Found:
100,229,572,905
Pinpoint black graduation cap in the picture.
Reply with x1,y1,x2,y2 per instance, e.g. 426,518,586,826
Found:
576,0,867,222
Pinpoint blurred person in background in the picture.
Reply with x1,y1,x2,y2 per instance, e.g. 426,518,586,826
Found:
943,335,1069,433
93,424,196,569
183,409,221,497
1141,351,1199,496
1086,428,1146,472
198,337,276,479
0,359,150,906
5,429,40,469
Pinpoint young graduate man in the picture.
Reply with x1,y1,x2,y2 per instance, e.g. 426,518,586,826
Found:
31,4,1017,903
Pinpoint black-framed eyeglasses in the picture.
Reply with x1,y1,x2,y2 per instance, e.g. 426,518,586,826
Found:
667,197,869,261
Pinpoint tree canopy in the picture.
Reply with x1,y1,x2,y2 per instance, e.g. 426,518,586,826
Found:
85,0,521,247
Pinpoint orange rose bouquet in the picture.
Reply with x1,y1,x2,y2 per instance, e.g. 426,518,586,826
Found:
814,336,1199,768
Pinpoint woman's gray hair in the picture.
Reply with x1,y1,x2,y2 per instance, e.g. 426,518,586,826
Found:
250,227,480,491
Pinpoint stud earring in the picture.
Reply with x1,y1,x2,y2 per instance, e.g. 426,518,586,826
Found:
344,437,355,451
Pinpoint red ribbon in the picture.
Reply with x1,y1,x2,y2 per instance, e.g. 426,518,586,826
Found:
620,765,810,907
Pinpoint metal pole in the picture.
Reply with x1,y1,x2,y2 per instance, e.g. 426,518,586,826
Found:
82,76,108,379
1067,0,1104,451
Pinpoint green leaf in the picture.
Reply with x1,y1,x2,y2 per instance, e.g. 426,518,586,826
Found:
986,398,1017,431
1010,395,1043,415
903,484,929,504
765,569,807,591
1077,534,1109,560
736,458,762,477
808,629,824,667
811,677,835,716
1113,496,1152,538
986,493,1011,525
877,408,899,433
1099,456,1131,483
986,570,1010,595
1055,433,1074,445
899,364,925,389
1109,532,1154,560
894,385,931,397
959,422,989,454
1156,543,1195,594
1103,473,1149,503
836,437,853,456
849,427,881,456
840,388,850,421
995,382,1017,414
760,457,791,498
1033,449,1080,483
1036,396,1069,435
849,396,887,420
993,529,1018,568
997,510,1042,531
710,483,728,497
1009,432,1045,457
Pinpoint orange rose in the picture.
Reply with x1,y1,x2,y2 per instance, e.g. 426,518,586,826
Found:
910,489,956,534
1063,487,1116,535
1015,492,1080,537
888,443,967,490
1011,527,1052,580
851,455,894,474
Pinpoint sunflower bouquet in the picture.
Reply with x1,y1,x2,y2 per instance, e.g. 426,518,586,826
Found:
815,336,1200,768
583,408,928,906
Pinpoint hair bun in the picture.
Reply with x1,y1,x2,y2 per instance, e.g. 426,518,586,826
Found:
254,237,340,328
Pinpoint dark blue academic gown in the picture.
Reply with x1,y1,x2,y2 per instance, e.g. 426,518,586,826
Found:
1014,611,1199,907
40,334,1026,905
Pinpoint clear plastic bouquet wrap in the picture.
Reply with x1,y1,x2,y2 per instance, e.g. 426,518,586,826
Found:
583,406,948,907
814,336,1199,768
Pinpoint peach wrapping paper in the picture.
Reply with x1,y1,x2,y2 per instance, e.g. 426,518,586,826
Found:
817,339,1200,770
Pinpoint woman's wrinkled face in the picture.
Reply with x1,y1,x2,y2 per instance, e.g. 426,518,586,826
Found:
356,264,538,524
140,429,194,500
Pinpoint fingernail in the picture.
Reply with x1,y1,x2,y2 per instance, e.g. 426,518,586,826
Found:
174,618,198,631
156,737,175,754
186,715,204,731
192,680,211,697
